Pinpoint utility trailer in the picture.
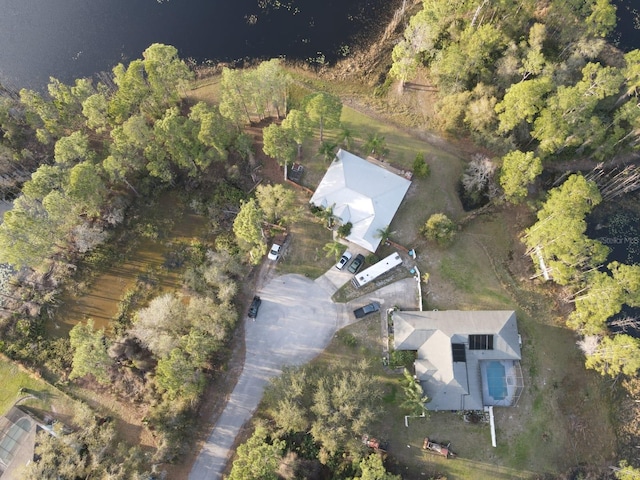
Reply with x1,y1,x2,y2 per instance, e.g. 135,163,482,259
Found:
422,437,456,458
362,434,388,452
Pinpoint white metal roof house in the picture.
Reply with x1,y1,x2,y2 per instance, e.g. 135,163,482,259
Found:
309,149,412,252
392,310,524,411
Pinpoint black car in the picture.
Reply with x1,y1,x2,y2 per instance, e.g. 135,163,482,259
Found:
248,296,261,319
353,302,380,319
347,254,365,274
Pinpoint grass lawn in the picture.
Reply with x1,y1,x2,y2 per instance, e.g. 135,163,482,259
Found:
186,76,222,105
277,216,335,279
0,355,74,420
277,191,335,278
338,106,457,171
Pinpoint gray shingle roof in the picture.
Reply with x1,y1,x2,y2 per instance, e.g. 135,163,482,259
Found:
393,310,521,411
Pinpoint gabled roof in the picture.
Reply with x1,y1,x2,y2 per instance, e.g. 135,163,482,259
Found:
309,149,411,252
393,310,521,411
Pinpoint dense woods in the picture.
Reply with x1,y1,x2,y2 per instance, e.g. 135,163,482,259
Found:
227,363,401,480
0,45,300,471
390,0,640,379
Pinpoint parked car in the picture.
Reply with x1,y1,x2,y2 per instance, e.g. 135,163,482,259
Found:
248,296,261,319
335,251,352,270
267,243,281,261
347,253,365,274
267,234,287,261
353,301,380,319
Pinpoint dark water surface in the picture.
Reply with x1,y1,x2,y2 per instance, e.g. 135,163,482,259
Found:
611,0,640,52
0,0,394,90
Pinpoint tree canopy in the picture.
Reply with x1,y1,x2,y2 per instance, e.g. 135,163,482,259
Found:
524,174,607,285
390,0,638,167
304,92,342,142
69,319,113,384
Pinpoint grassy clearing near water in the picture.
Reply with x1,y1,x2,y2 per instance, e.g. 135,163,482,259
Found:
338,106,454,170
0,355,73,418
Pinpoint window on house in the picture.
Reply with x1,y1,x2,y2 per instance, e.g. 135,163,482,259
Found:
452,343,466,362
469,334,494,350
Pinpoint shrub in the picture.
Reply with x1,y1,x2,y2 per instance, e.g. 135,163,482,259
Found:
390,349,416,368
421,213,457,246
337,331,357,347
412,152,430,178
337,222,352,238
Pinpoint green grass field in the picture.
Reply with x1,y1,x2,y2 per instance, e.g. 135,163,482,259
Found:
277,217,335,279
0,355,72,418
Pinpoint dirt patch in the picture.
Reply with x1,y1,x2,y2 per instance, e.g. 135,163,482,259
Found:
244,121,287,185
70,377,156,451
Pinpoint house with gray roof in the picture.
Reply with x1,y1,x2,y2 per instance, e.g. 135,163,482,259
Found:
309,149,411,252
392,310,524,411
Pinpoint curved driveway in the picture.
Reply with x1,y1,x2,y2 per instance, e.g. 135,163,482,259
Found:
189,273,347,480
189,267,419,480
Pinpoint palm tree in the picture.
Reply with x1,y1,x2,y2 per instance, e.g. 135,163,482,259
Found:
323,241,343,262
320,204,336,228
363,133,389,159
337,124,357,151
374,225,393,245
400,368,430,417
318,140,338,162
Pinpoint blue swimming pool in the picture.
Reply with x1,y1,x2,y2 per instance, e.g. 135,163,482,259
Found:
486,361,507,400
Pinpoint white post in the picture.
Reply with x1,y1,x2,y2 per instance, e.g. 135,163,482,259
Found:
414,266,423,311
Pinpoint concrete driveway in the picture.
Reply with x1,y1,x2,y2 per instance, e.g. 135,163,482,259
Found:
189,273,347,480
189,267,419,480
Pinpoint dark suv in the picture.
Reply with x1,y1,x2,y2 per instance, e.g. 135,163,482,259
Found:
353,302,380,319
248,296,261,319
347,254,365,274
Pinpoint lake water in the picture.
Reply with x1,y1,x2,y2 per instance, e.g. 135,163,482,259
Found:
610,0,640,52
0,0,395,90
1,0,637,92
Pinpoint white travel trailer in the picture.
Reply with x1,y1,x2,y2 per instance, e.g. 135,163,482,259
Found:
351,252,403,288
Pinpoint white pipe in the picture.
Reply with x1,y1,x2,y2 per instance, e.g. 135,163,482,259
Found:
488,406,497,447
